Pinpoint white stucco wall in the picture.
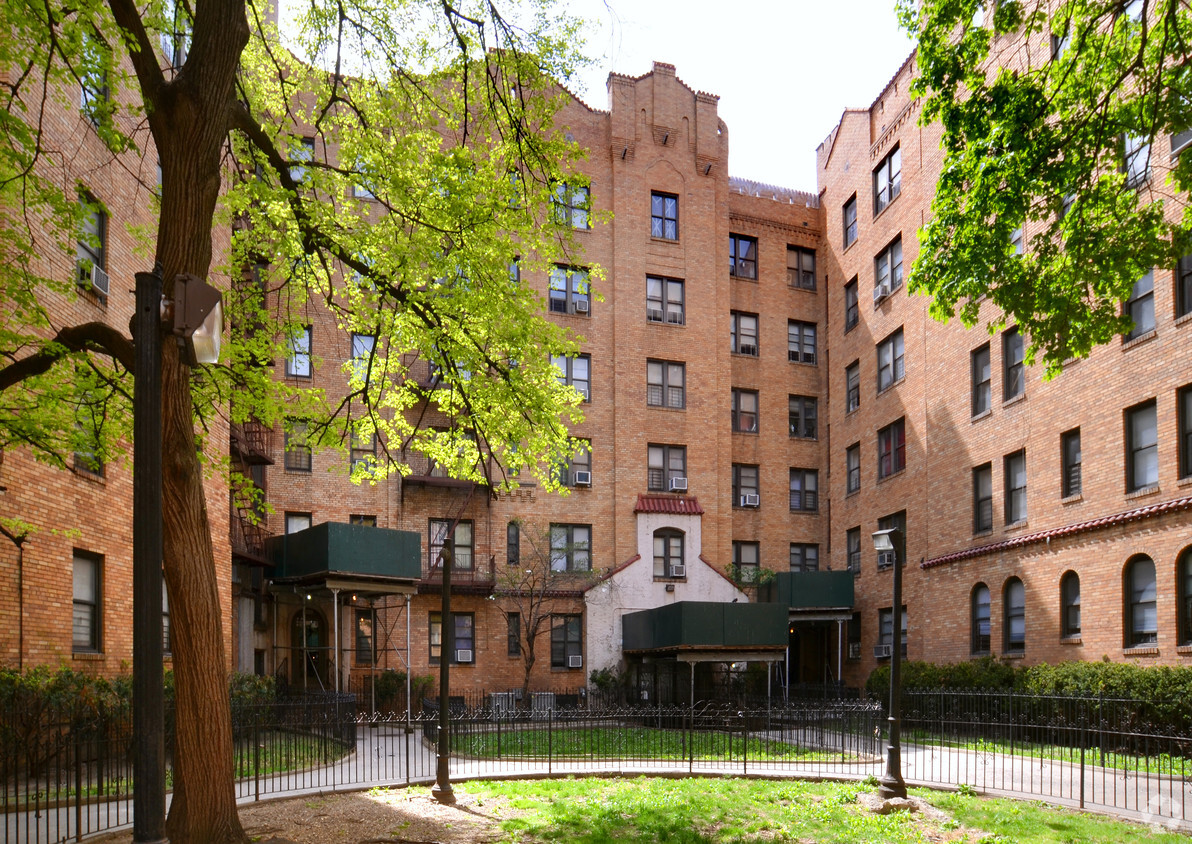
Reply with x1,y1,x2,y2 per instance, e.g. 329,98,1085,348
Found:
584,511,748,674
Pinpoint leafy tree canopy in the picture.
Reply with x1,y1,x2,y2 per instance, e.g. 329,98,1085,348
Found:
899,0,1192,374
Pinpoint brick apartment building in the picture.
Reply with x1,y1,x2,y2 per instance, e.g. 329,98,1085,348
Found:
3,32,1191,698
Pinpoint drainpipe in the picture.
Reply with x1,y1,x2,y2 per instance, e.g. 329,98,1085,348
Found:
0,525,28,672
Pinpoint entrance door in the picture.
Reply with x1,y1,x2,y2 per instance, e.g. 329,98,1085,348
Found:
291,608,327,689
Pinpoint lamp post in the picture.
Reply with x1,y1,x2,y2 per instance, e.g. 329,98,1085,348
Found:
132,269,222,843
431,536,455,804
872,526,907,800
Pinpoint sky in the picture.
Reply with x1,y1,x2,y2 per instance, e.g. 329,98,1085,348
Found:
561,0,916,191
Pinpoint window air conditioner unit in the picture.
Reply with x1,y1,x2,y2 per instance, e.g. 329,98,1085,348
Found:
741,493,760,507
669,564,686,578
873,281,891,304
567,654,583,669
666,311,684,324
573,299,590,314
669,477,688,492
873,644,893,659
877,551,896,570
577,386,590,401
573,470,592,486
847,642,862,660
739,343,758,356
455,649,473,663
647,308,665,322
79,262,110,298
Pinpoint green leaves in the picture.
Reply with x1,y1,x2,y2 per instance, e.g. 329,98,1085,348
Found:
905,0,1192,374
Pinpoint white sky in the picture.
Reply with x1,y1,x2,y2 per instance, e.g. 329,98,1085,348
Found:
562,0,916,191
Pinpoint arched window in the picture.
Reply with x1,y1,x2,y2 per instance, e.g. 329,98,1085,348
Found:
1125,555,1158,646
1060,571,1081,639
1179,549,1192,645
971,584,990,655
653,528,684,578
1004,578,1025,653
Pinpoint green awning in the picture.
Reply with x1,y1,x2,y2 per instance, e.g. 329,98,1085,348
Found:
266,522,422,591
622,601,788,655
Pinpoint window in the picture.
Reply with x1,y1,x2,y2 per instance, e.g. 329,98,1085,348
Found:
1126,400,1158,491
1125,270,1155,339
1050,23,1070,60
732,464,759,507
790,543,819,572
507,612,521,657
973,463,993,532
877,606,908,655
845,361,860,413
971,584,991,655
729,234,758,279
648,360,686,409
877,511,906,569
1004,450,1027,524
284,420,312,472
429,612,475,664
549,266,591,315
731,389,759,433
350,333,375,384
1061,428,1082,497
429,519,474,571
846,443,861,494
789,468,818,512
846,527,862,574
550,524,591,572
553,183,590,229
72,394,105,477
843,195,858,247
1061,571,1081,638
1179,550,1192,645
1010,226,1023,255
1126,555,1158,646
788,247,816,289
285,512,312,534
844,278,859,333
873,146,901,214
349,514,377,526
876,328,905,392
971,343,991,416
731,312,759,356
651,192,678,240
1003,328,1025,400
1177,256,1192,319
1123,134,1151,188
653,528,685,577
647,444,686,491
161,580,171,655
788,320,817,364
76,193,107,286
551,615,582,668
877,419,906,479
354,608,376,665
290,137,314,182
1004,578,1026,653
732,541,759,583
646,275,684,324
874,237,904,298
551,354,591,402
1181,385,1192,479
79,42,109,125
72,552,101,653
789,395,817,439
558,439,590,488
506,521,520,566
285,326,312,377
349,427,376,472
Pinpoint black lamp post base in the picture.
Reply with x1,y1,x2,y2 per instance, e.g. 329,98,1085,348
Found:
877,774,908,801
431,782,456,805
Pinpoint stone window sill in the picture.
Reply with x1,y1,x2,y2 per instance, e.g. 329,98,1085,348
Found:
1061,494,1083,506
1123,646,1159,657
1002,392,1027,409
1061,636,1082,645
970,409,992,424
1125,485,1160,501
1122,329,1157,350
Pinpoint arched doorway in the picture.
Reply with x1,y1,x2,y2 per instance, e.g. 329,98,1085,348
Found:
290,607,328,689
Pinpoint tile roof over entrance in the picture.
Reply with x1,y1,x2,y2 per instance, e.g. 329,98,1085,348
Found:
634,494,705,515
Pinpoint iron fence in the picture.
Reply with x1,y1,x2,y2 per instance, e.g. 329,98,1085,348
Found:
5,688,1192,843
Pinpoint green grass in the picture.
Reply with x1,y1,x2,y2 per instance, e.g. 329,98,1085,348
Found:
450,726,859,763
232,730,352,777
421,777,1192,843
909,732,1192,776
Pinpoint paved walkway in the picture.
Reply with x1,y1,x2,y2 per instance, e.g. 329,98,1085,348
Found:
8,723,1191,843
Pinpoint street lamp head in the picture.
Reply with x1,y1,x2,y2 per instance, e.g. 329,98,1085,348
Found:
172,273,223,365
872,527,900,552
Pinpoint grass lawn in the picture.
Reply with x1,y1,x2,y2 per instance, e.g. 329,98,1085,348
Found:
451,776,1189,843
909,733,1192,777
451,726,860,763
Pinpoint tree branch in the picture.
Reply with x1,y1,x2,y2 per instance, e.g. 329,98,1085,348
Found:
0,322,134,391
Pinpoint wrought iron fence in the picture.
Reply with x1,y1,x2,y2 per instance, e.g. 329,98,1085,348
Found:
5,688,1192,843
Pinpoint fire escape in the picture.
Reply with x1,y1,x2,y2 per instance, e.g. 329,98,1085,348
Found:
229,417,273,565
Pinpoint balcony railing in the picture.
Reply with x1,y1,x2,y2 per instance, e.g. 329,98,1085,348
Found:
231,507,270,564
230,418,274,465
420,552,496,593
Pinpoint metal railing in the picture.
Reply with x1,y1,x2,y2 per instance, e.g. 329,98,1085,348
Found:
5,688,1192,842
